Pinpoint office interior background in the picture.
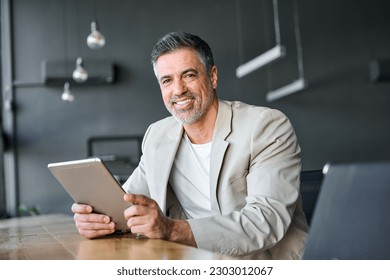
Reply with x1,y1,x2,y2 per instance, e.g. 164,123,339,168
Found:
0,0,389,218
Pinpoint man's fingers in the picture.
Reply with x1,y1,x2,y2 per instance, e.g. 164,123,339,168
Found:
74,212,111,224
75,218,116,239
122,194,167,239
123,204,150,220
71,203,93,214
75,220,115,231
127,224,148,237
125,214,149,227
72,203,117,239
124,193,155,206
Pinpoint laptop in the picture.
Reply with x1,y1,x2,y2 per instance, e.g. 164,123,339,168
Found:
303,161,390,260
48,158,132,232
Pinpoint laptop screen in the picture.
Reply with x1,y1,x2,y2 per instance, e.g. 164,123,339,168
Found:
303,161,390,260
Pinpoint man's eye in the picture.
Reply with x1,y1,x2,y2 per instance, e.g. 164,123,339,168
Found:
185,73,196,78
161,79,171,84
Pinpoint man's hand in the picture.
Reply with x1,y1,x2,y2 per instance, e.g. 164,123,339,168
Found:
123,194,197,247
71,203,115,238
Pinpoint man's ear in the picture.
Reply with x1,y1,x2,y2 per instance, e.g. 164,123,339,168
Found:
211,65,218,89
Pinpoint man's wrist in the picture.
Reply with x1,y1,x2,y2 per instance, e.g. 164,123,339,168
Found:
166,219,197,247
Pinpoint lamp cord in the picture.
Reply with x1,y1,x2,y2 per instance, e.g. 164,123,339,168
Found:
272,0,282,46
235,0,244,65
63,0,68,76
293,0,305,79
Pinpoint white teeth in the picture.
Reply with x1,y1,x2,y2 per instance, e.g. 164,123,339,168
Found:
175,99,191,105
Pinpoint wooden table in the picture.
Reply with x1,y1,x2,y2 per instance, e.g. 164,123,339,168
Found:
0,214,230,260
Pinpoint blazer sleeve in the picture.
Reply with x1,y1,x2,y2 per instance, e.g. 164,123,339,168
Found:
122,126,151,197
187,108,302,257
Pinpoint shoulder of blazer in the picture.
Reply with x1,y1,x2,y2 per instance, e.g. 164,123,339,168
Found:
219,99,286,127
143,116,183,148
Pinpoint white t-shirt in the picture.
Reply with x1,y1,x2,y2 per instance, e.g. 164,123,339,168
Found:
169,134,211,219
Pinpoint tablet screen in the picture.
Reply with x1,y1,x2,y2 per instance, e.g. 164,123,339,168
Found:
48,158,132,231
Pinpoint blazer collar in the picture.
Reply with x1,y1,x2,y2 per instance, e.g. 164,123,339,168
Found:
209,100,232,214
151,121,183,212
213,99,232,141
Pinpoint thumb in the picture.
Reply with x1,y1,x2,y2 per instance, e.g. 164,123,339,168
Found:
124,193,154,206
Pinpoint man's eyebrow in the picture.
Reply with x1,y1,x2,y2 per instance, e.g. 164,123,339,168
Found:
159,74,171,83
159,68,199,83
182,68,198,75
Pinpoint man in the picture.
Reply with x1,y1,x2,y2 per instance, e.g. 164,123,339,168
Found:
72,31,308,259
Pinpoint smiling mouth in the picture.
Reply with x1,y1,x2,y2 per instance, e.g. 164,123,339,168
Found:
172,98,195,110
174,99,192,105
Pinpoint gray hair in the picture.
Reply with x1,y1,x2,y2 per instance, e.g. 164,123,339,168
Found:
151,32,215,77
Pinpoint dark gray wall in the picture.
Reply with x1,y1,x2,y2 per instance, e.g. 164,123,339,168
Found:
5,0,390,216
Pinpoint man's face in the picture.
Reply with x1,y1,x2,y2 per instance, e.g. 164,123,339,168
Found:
155,48,217,125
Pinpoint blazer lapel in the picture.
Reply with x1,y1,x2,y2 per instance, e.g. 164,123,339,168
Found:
150,123,183,213
210,100,232,215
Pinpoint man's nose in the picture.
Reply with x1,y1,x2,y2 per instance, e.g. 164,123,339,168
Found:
172,79,187,95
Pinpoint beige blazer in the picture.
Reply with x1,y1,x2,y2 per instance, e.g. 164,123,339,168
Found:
123,99,308,259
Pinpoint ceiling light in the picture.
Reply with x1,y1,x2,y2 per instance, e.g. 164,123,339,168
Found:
87,21,106,50
61,82,74,102
266,78,306,102
72,57,88,83
236,45,285,78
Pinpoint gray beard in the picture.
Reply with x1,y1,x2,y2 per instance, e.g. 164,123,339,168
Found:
167,92,215,125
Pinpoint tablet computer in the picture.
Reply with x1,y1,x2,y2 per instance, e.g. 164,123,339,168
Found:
48,157,132,232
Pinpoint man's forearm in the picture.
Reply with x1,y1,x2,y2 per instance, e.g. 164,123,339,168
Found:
166,219,197,247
